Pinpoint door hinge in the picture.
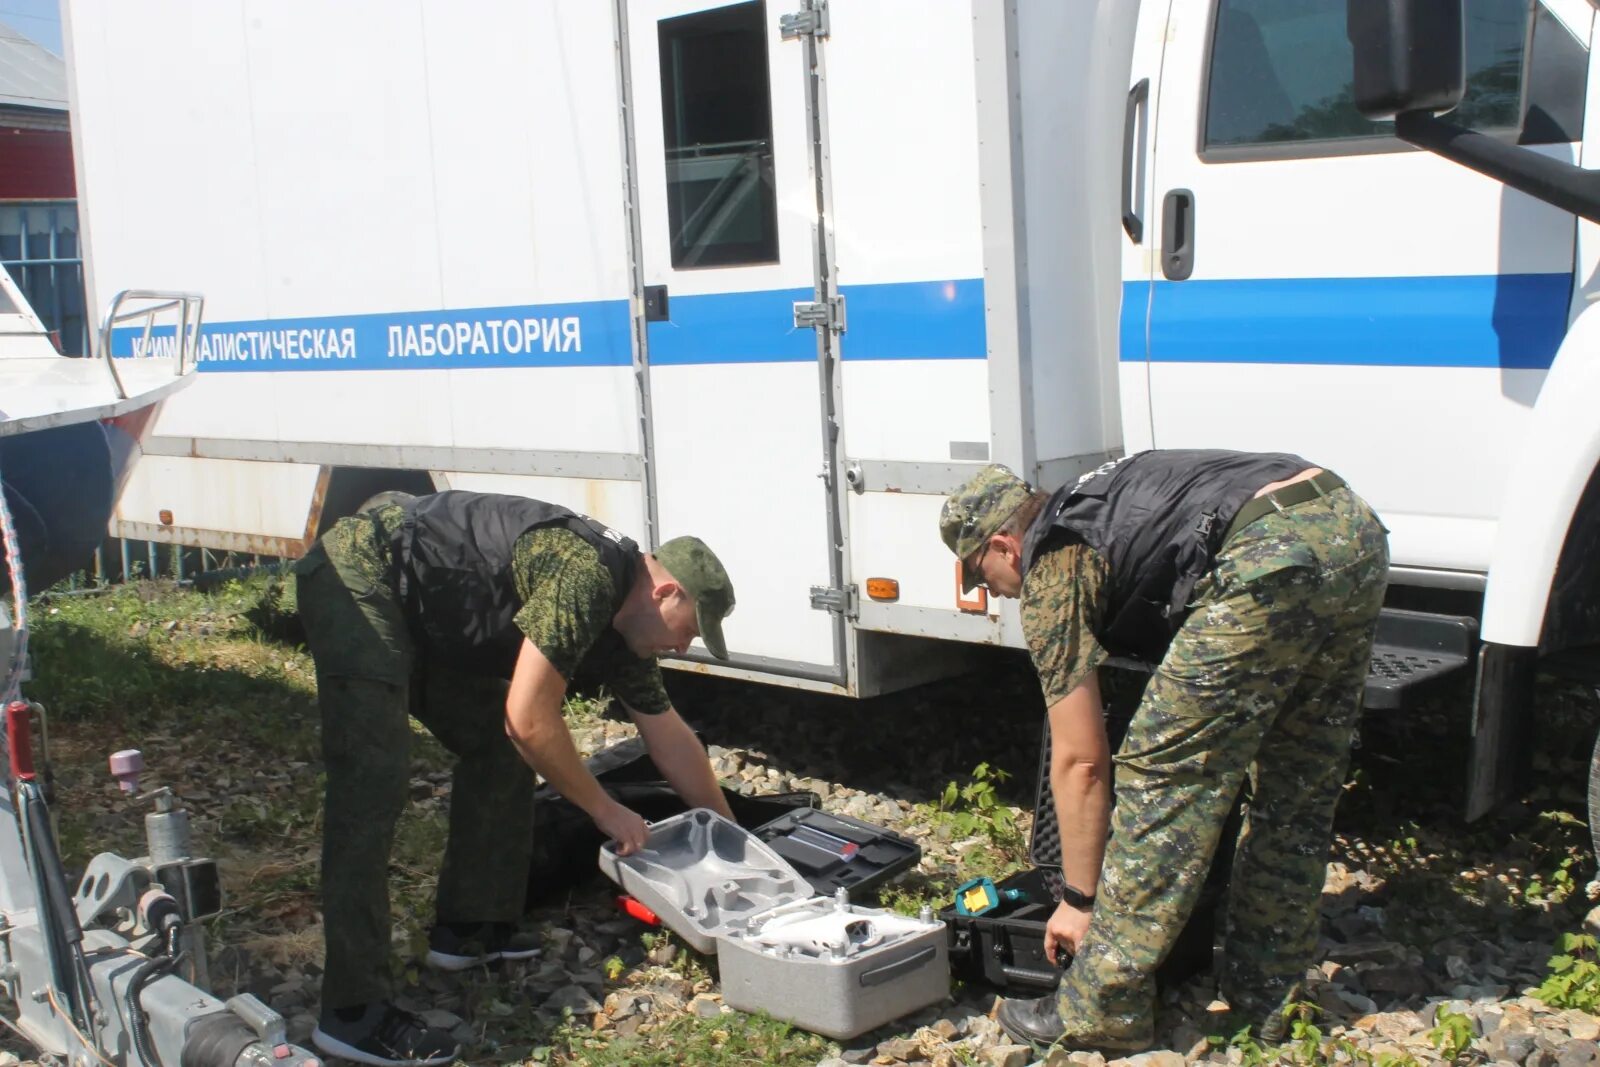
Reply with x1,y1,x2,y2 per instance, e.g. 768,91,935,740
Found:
793,295,846,332
809,584,858,619
780,1,829,40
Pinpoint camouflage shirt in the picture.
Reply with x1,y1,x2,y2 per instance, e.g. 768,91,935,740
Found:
328,505,671,715
1020,541,1110,705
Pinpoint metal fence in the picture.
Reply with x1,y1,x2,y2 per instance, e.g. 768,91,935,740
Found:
0,199,88,356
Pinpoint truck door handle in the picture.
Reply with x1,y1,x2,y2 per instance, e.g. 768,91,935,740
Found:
1161,189,1195,281
643,284,670,322
1121,79,1149,244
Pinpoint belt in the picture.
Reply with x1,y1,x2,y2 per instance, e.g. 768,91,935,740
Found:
1221,471,1346,546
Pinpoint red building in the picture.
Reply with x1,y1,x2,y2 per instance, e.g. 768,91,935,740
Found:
0,19,83,353
0,19,71,199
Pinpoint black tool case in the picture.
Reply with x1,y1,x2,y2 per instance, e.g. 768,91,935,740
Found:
527,738,922,908
941,706,1238,994
752,806,922,899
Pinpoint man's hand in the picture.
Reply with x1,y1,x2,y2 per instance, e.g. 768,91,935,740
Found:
594,800,650,856
1043,900,1092,965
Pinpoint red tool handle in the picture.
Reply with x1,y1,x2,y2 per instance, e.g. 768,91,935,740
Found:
6,702,33,782
616,895,660,926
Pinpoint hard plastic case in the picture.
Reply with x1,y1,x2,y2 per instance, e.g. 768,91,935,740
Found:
600,809,946,1038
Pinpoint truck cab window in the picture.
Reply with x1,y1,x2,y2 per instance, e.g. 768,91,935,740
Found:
658,1,779,268
1203,0,1532,154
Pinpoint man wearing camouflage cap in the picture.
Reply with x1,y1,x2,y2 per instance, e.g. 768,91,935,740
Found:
295,490,736,1066
942,451,1388,1052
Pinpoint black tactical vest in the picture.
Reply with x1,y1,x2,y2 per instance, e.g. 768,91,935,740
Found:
1022,450,1310,662
391,492,640,678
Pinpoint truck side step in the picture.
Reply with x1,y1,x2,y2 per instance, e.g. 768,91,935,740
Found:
1364,608,1478,711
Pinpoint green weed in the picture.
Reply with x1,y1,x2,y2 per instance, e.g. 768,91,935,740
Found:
1535,931,1600,1012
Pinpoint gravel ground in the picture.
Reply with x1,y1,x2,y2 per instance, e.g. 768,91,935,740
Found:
14,584,1600,1066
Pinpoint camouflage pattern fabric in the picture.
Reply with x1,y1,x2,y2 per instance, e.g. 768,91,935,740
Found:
509,527,670,713
939,463,1033,558
1048,487,1389,1049
1021,542,1111,704
294,508,670,1009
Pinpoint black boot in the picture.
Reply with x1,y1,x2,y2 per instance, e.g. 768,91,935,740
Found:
996,994,1067,1048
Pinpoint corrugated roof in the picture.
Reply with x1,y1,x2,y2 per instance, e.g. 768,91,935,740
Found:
0,20,66,113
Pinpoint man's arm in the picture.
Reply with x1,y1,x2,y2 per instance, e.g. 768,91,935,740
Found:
504,638,650,854
627,704,736,821
1043,669,1111,963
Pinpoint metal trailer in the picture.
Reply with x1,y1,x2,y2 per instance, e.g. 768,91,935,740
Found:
0,273,323,1067
58,0,1600,816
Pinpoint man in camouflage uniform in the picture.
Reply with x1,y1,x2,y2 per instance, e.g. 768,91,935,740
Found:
295,491,736,1067
942,452,1388,1052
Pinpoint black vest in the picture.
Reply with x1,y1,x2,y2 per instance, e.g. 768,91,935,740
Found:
1022,450,1310,662
392,492,640,678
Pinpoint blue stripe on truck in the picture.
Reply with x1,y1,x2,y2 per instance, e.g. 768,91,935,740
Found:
1122,272,1572,370
111,278,989,372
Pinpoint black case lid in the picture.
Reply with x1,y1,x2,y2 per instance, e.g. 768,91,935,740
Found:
752,807,921,899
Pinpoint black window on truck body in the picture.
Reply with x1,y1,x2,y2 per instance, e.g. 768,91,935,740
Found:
657,0,780,268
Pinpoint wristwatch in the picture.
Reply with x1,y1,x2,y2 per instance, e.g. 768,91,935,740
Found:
1061,883,1096,909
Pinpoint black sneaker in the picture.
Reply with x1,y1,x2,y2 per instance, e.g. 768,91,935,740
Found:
312,1001,459,1067
425,922,542,972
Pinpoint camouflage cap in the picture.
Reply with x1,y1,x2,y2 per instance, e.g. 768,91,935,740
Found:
654,536,736,660
939,464,1033,560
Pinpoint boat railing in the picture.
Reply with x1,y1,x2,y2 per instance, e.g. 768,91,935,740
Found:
96,289,205,399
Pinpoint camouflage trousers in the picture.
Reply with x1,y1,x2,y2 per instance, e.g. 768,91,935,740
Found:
1056,486,1389,1048
295,516,536,1011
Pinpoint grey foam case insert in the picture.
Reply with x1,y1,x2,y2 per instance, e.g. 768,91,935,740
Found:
598,808,812,954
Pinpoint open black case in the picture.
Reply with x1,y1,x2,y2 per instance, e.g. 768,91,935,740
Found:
526,739,922,908
939,708,1236,994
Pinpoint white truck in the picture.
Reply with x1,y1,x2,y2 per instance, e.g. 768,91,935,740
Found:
58,0,1600,819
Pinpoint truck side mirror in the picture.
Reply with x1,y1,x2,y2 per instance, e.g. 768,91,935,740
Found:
1346,0,1467,121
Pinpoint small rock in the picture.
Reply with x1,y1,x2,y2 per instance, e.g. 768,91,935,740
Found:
965,1016,1003,1046
1335,990,1379,1016
544,985,602,1017
1064,1053,1106,1067
1445,955,1471,980
419,1009,462,1031
1566,1012,1600,1043
978,1046,1031,1067
689,993,723,1019
1373,1011,1424,1044
545,927,576,959
817,1060,851,1067
1118,1054,1185,1067
841,1047,878,1065
1558,1041,1600,1067
1484,1029,1539,1064
1362,964,1431,998
604,991,651,1020
877,1037,925,1061
1583,904,1600,940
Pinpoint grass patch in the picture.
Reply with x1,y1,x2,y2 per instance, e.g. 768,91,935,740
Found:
545,1009,835,1066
